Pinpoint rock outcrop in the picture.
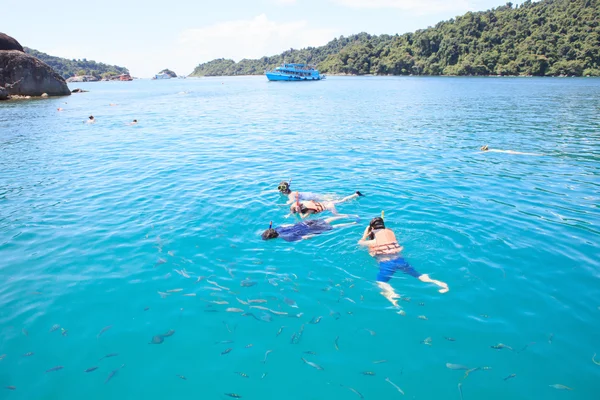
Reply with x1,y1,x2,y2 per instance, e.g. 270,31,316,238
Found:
66,75,99,83
0,86,8,100
0,33,24,52
0,32,70,98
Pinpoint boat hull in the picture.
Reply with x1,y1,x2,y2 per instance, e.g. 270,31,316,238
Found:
266,73,323,81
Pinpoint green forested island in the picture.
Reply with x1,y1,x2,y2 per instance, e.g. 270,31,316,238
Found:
24,48,129,79
190,0,599,77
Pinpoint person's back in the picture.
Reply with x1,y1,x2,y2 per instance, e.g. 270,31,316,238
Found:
368,228,402,257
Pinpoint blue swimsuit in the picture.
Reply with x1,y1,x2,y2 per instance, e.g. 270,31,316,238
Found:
275,219,333,242
377,257,420,282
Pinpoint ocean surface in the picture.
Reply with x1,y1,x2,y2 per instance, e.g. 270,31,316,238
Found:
1,76,599,399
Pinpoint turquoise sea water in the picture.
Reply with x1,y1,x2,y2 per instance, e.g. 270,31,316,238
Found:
1,76,599,399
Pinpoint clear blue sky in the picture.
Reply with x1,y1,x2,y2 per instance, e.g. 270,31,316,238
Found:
3,0,511,77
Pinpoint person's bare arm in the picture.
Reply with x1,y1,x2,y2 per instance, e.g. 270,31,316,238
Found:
358,225,373,246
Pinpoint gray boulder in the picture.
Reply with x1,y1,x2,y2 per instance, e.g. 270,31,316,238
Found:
0,49,70,96
0,86,8,100
0,32,24,52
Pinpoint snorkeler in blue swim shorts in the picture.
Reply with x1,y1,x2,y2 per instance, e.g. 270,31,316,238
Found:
358,217,449,306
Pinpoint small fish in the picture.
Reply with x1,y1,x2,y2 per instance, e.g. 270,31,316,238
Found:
421,337,432,346
97,325,112,339
385,377,405,395
417,315,428,320
45,366,64,373
216,340,234,344
268,308,288,316
149,335,164,344
261,372,267,379
105,364,125,384
276,326,285,336
518,342,536,353
334,336,340,351
144,307,150,311
99,353,118,361
593,353,600,366
361,371,375,376
284,298,298,308
548,333,554,344
262,350,272,363
183,293,196,297
490,343,513,351
250,305,269,311
504,373,516,381
157,291,170,298
348,387,364,399
301,357,324,370
463,367,480,379
247,299,267,304
61,328,68,336
242,312,260,321
364,329,376,336
309,316,322,324
226,308,244,313
245,344,253,348
224,394,242,398
235,372,249,378
458,383,463,400
49,324,60,332
240,279,257,287
344,297,356,304
549,384,572,391
177,375,186,380
84,367,98,373
303,351,317,355
444,337,456,342
207,280,230,291
221,348,232,355
22,328,28,336
236,298,248,305
397,309,406,316
167,288,183,293
373,359,388,364
22,352,34,357
446,363,469,370
168,251,174,256
5,386,16,390
162,329,175,337
211,300,229,305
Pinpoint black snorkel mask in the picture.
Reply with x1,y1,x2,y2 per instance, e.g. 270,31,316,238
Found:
368,217,385,239
277,179,292,194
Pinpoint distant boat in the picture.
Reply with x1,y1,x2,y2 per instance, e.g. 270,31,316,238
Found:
266,63,325,81
153,73,171,80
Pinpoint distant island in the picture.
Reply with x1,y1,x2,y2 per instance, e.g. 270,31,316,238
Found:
158,69,177,78
190,0,599,77
24,48,129,80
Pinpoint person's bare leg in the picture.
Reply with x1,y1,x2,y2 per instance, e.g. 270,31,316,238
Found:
377,281,400,307
419,274,449,293
336,193,360,203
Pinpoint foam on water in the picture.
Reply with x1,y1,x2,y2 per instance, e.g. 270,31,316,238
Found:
1,76,599,399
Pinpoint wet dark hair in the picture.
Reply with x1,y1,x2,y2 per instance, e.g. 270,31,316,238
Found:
89,115,94,119
133,119,138,123
370,217,385,230
277,181,291,194
261,228,279,240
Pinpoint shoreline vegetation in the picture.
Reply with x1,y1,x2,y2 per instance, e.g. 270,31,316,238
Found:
24,48,129,80
189,0,599,78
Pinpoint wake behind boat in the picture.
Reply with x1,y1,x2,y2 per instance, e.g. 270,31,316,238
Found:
266,63,325,81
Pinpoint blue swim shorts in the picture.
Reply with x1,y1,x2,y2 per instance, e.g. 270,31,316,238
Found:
377,257,420,282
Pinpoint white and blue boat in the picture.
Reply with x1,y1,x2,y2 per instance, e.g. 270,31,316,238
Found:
266,63,325,81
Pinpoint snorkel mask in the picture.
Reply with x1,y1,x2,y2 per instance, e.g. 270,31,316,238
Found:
277,179,292,194
368,216,385,239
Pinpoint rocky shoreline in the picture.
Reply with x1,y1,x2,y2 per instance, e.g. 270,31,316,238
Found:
0,32,70,100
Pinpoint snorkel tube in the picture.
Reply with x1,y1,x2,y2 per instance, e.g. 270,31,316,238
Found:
381,210,384,221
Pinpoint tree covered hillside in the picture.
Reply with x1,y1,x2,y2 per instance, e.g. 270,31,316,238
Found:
24,48,129,79
190,0,599,77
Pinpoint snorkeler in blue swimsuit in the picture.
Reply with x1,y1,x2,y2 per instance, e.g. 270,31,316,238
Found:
358,217,449,306
261,215,357,242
